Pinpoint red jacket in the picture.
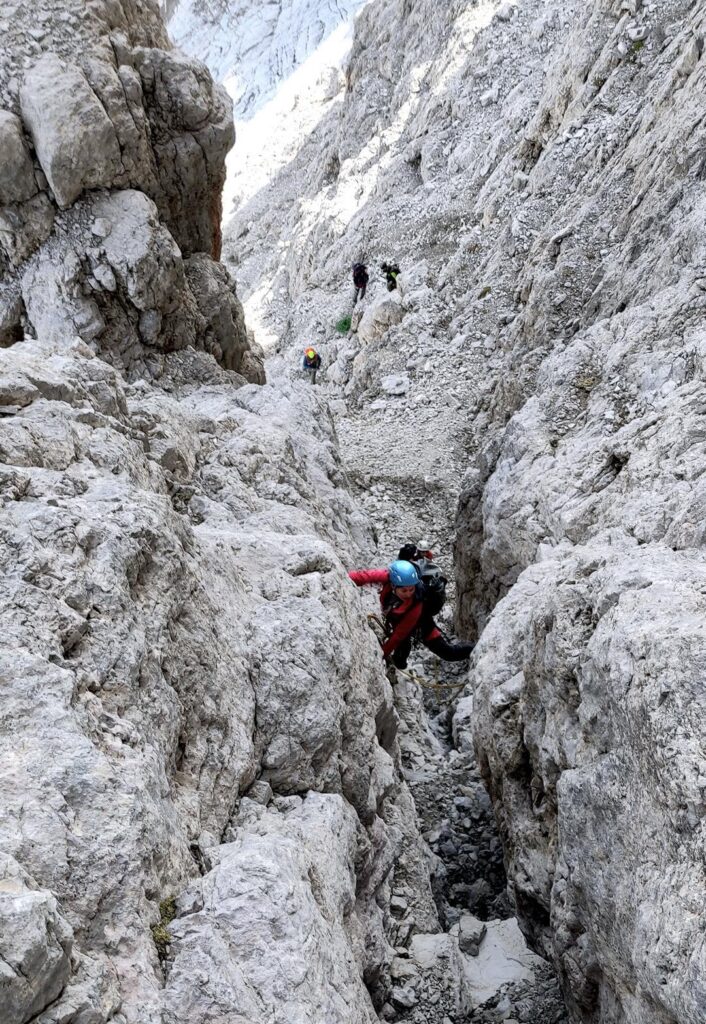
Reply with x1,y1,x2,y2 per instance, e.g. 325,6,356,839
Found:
348,568,439,657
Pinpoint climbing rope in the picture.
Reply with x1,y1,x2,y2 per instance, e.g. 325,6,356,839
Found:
366,614,467,691
395,664,467,692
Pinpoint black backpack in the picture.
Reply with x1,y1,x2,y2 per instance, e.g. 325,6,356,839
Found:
397,544,448,615
353,263,368,286
414,556,447,615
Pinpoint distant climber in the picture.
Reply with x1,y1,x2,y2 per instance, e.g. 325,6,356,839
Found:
302,347,322,384
352,262,369,304
397,541,432,563
381,261,400,291
348,558,473,669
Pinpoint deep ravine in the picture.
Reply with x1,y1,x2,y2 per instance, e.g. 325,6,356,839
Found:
172,0,706,1022
2,0,704,1022
167,3,572,1021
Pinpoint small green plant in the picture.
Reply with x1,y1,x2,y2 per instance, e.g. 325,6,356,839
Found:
335,315,352,334
152,895,177,959
627,38,645,63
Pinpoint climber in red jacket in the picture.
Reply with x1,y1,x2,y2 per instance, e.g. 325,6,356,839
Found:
348,559,473,669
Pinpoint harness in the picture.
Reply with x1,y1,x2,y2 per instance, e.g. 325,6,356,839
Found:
367,615,467,694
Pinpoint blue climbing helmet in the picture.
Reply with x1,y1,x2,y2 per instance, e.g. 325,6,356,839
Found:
388,559,421,587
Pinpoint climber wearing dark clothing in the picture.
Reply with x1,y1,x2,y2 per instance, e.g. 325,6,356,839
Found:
381,262,400,291
352,262,369,304
302,347,322,384
348,559,473,669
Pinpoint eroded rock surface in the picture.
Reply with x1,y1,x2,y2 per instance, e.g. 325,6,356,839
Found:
0,0,262,381
464,545,706,1023
0,2,448,1022
0,336,433,1023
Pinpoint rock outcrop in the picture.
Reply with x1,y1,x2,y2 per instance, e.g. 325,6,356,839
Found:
6,0,706,1017
0,333,435,1022
0,0,262,381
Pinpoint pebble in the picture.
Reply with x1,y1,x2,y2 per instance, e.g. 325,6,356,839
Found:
391,985,418,1009
91,218,112,239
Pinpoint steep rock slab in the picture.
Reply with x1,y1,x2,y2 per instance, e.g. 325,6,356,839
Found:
460,544,706,1023
0,337,432,1022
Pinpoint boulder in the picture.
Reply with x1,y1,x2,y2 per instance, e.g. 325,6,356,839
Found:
163,794,380,1024
458,913,487,956
0,857,73,1024
358,297,404,345
0,111,36,206
20,55,122,208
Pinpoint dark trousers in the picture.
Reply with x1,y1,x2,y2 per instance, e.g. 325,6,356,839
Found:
353,284,367,304
391,633,473,670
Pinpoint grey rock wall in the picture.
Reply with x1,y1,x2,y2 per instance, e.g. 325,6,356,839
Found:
442,2,706,1021
0,0,262,381
0,335,431,1023
0,1,440,1022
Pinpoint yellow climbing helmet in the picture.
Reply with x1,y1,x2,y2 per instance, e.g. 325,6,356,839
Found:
305,348,316,358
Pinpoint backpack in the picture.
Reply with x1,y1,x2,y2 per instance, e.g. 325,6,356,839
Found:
413,556,447,615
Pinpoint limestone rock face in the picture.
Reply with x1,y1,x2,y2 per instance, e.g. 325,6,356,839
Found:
466,544,706,1024
0,0,258,380
183,252,256,376
0,2,438,1020
0,111,37,206
20,55,123,209
0,857,73,1024
0,334,430,1023
164,794,379,1024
